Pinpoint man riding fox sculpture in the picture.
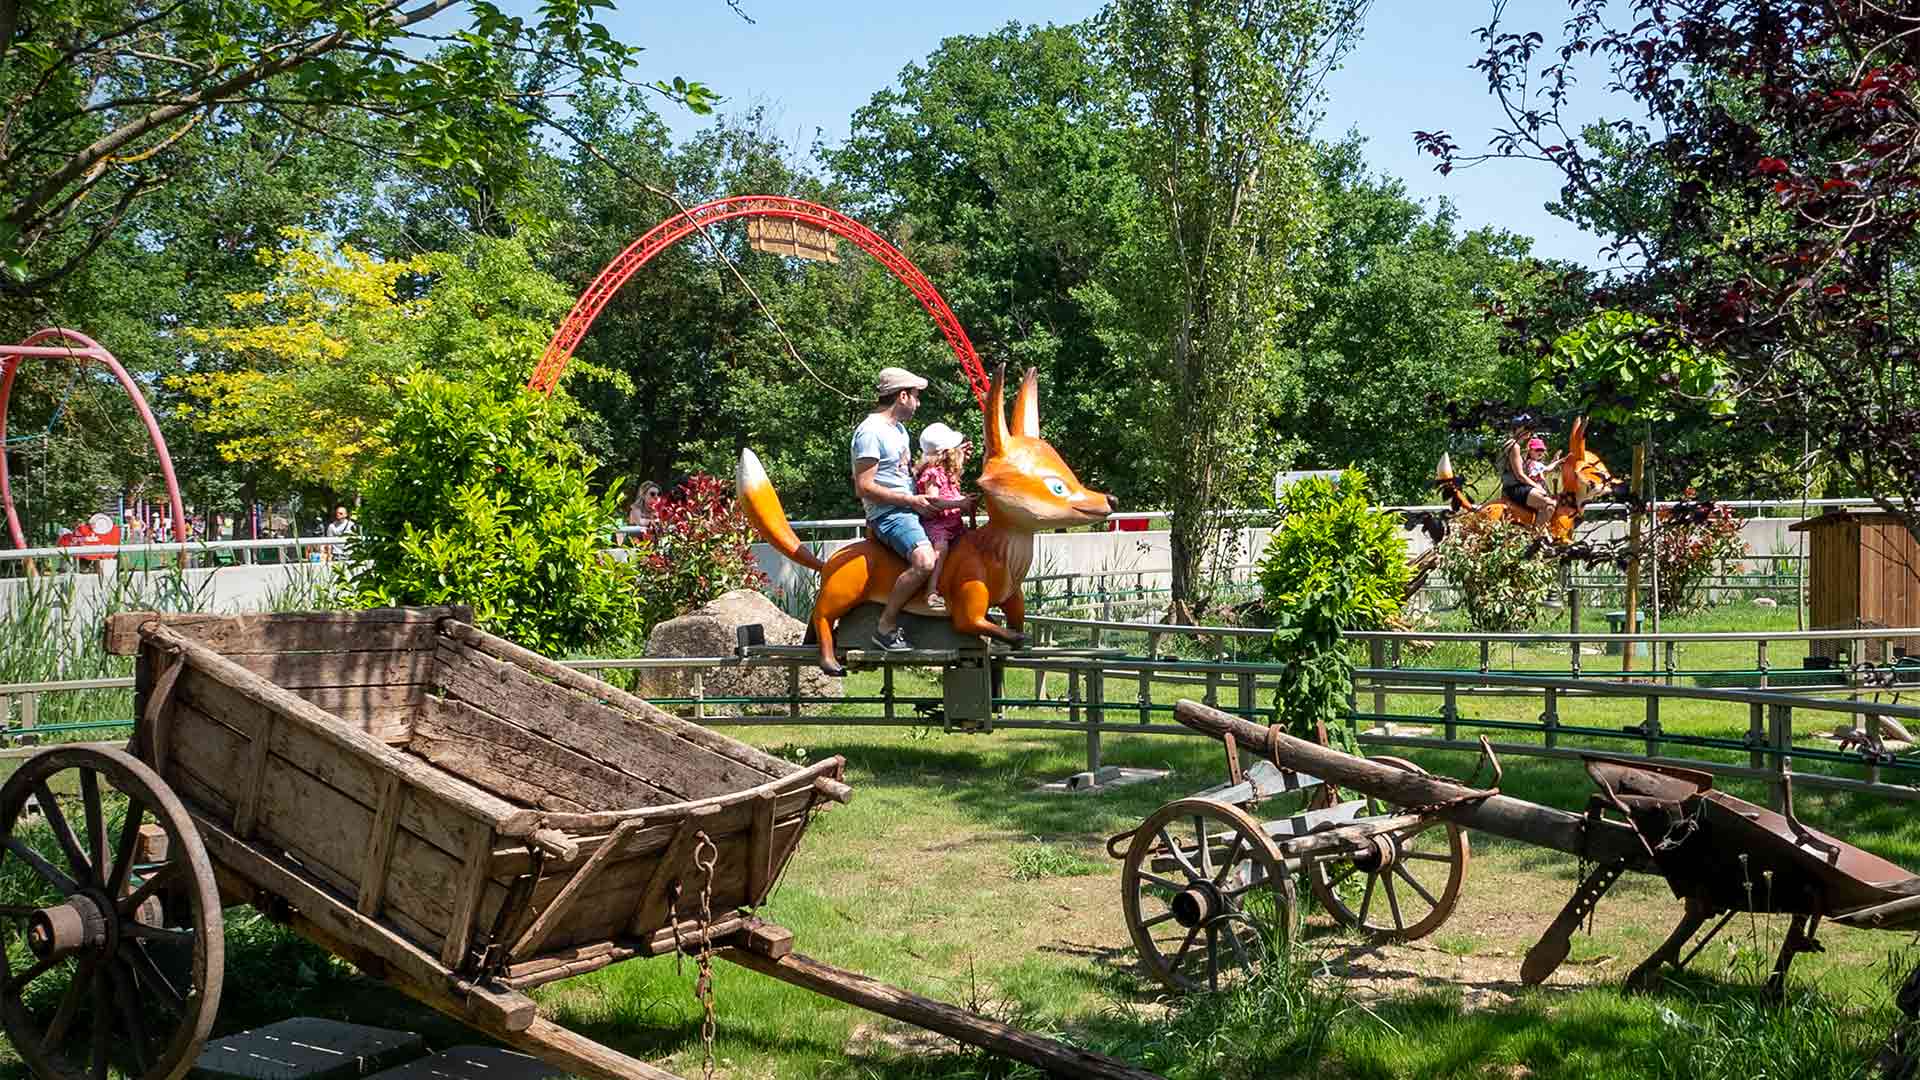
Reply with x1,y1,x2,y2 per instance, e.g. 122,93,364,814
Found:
737,364,1116,676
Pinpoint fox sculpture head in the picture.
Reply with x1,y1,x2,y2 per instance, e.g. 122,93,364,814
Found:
738,364,1113,674
975,365,1114,531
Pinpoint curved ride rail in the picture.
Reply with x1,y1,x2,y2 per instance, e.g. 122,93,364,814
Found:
528,195,988,406
0,328,188,554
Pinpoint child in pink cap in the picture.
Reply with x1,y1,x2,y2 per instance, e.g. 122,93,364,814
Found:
1525,436,1563,490
913,422,976,608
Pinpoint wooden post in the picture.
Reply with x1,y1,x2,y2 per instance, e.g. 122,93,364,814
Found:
691,671,705,723
1086,668,1104,775
1769,703,1792,809
1542,687,1559,750
1443,682,1458,743
16,692,35,746
788,665,801,720
1368,638,1386,723
1749,702,1766,772
1757,640,1769,689
883,666,896,725
1642,696,1661,758
1623,441,1647,672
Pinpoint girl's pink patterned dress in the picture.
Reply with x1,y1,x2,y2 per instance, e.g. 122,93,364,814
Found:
915,463,966,547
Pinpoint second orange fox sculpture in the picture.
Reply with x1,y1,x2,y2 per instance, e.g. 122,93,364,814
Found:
738,365,1115,674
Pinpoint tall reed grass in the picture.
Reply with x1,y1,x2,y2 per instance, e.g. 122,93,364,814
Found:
0,565,217,742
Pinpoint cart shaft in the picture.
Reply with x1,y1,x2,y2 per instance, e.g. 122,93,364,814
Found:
1173,701,1653,871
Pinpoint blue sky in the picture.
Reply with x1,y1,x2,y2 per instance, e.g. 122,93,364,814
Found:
513,0,1622,265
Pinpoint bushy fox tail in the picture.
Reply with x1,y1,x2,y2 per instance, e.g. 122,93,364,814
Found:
736,449,825,572
1435,452,1476,512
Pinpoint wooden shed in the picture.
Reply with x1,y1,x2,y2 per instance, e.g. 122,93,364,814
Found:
1788,510,1920,661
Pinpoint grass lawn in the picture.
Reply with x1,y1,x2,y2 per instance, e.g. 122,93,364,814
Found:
5,704,1913,1079
1,597,1915,1078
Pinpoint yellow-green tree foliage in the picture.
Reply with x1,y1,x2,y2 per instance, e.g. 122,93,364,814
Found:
177,228,576,490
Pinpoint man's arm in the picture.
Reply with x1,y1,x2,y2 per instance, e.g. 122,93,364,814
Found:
854,458,933,513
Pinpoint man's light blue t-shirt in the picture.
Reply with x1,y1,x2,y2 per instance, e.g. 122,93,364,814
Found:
851,412,912,520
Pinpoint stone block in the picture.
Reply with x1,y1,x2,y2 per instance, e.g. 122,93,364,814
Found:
191,1018,424,1080
366,1047,562,1080
637,589,841,712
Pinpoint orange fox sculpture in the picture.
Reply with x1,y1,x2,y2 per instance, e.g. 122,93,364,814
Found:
737,365,1115,674
1434,417,1622,543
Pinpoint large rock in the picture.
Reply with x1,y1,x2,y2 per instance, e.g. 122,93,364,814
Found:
637,589,841,714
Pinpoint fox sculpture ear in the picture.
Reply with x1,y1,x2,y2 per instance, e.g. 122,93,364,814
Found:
1561,417,1587,495
983,363,1010,457
1010,367,1040,438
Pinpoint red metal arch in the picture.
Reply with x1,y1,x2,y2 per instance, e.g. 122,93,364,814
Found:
527,196,988,407
0,328,188,553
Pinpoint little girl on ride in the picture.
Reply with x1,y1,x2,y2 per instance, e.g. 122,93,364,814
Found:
914,422,976,609
1525,436,1563,490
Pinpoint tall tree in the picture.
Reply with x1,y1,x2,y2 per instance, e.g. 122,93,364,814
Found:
1095,0,1368,618
1418,0,1920,539
1280,136,1551,501
0,0,710,298
827,23,1157,507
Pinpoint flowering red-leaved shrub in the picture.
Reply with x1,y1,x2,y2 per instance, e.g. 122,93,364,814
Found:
629,474,769,634
1650,498,1747,616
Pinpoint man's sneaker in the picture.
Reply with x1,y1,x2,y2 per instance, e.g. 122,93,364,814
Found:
871,626,912,652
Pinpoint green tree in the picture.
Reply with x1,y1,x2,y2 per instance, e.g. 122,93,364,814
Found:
1093,0,1367,619
1281,137,1550,500
0,0,712,297
177,231,578,494
352,368,640,653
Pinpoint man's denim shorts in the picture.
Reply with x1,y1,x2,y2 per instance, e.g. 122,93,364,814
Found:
869,507,930,559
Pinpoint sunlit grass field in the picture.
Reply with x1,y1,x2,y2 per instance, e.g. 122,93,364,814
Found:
0,594,1914,1078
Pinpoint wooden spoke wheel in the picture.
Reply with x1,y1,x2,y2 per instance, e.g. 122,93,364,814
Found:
1122,798,1295,993
1306,756,1468,941
0,746,223,1080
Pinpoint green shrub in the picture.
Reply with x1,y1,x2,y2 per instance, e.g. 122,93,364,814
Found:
350,369,641,653
1435,516,1558,633
627,473,769,636
1650,500,1748,616
1258,471,1408,744
1257,471,1409,630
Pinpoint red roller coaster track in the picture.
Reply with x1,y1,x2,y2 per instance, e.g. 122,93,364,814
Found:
0,328,188,554
526,196,988,406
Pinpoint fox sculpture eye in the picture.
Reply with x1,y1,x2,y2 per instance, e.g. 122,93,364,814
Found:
737,364,1115,675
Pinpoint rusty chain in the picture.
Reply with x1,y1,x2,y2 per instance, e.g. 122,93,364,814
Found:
694,831,719,1080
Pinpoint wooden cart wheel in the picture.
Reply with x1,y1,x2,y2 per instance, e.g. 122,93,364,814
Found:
1306,755,1468,941
1122,797,1294,993
0,746,224,1080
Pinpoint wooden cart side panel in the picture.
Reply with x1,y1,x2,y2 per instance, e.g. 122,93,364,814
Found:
147,627,538,835
479,812,810,959
409,696,676,812
179,666,489,859
432,638,771,801
104,607,466,655
489,786,821,879
438,620,798,779
161,683,465,938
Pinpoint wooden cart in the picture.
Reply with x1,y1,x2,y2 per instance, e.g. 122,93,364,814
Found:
0,608,1158,1080
1111,710,1471,993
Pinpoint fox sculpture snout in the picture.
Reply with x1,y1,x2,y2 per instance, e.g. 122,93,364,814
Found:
737,364,1113,674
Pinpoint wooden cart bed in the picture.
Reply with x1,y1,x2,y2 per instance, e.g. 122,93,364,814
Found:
104,607,849,992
